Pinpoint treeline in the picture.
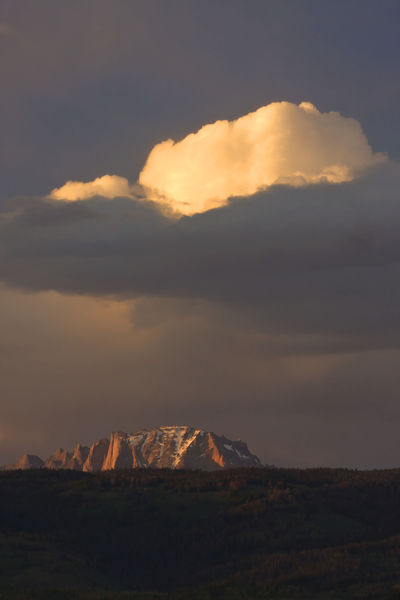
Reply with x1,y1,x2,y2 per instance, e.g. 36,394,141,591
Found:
1,467,400,599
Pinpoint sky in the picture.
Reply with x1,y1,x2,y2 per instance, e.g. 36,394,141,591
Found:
1,0,400,468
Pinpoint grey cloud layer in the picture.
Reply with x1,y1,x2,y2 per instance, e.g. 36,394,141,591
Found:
1,163,400,352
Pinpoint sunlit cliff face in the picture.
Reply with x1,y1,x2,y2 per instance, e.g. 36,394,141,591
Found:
138,101,384,215
49,101,385,217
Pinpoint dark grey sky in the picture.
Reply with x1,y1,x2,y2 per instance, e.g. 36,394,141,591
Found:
1,1,400,468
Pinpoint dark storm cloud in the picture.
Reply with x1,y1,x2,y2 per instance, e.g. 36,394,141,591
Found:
1,0,400,471
5,197,101,226
1,163,400,352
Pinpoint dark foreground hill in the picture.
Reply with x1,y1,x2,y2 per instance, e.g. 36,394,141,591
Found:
2,467,400,599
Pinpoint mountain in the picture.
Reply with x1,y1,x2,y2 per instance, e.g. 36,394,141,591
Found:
44,444,90,470
5,453,44,470
6,426,262,471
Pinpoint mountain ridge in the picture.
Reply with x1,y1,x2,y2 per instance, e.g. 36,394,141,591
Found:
5,425,262,471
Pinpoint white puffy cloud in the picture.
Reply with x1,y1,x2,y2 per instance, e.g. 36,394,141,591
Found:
139,101,385,215
49,174,133,202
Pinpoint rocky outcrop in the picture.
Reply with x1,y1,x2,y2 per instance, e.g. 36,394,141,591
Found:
68,444,90,470
6,426,262,472
102,432,135,470
82,438,109,472
44,448,72,469
5,453,44,470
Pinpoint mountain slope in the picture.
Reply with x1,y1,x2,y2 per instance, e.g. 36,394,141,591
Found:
7,426,262,471
5,453,44,470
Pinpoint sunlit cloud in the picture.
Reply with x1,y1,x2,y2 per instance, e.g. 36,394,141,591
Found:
47,102,385,217
49,174,133,202
139,101,385,215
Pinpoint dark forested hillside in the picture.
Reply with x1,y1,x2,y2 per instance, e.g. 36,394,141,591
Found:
2,467,400,599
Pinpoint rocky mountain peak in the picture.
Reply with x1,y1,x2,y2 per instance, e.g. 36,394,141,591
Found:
5,453,44,470
5,426,262,472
